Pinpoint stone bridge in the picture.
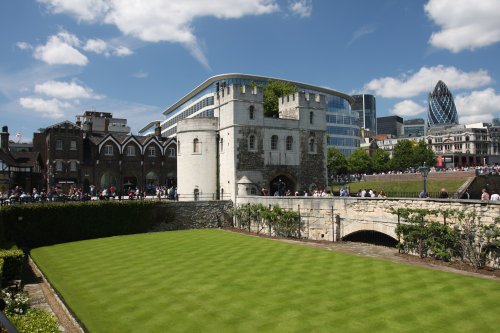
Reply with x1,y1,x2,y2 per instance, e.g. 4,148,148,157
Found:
235,196,500,242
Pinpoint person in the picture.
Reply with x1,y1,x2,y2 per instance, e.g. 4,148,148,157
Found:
461,189,470,199
490,191,500,201
481,188,490,201
419,191,428,198
378,190,387,198
439,188,449,198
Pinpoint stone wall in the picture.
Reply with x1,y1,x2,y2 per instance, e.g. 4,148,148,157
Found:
235,196,500,242
153,200,233,231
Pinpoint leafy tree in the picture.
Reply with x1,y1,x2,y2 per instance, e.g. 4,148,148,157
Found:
371,148,390,173
391,139,415,171
327,147,349,178
413,140,437,167
261,80,298,117
347,148,372,174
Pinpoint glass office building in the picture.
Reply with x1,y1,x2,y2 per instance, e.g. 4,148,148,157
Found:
140,74,360,156
352,94,377,133
428,80,459,127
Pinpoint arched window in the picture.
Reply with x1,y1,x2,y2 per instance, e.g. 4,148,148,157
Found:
249,105,255,119
193,138,200,153
271,135,278,150
194,188,199,201
220,138,224,153
286,136,293,151
309,138,316,153
310,112,314,124
249,135,256,150
104,144,113,156
127,145,136,156
177,141,181,154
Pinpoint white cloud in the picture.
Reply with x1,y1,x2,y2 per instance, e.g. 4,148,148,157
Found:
33,32,88,66
38,0,279,69
425,0,500,52
390,100,427,117
19,97,71,118
83,38,108,54
348,25,376,45
289,0,312,18
83,38,133,57
34,80,102,100
455,88,500,123
113,45,132,56
364,65,491,98
16,42,32,50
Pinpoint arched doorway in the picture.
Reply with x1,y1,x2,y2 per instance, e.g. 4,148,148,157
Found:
100,172,117,191
269,175,296,196
123,176,137,194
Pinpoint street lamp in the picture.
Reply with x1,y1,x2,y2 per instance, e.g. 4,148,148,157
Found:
419,162,430,197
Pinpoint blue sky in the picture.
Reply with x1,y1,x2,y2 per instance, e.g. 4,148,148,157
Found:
1,0,500,141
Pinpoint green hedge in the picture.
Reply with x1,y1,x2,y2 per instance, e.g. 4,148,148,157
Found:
0,201,165,249
0,249,24,285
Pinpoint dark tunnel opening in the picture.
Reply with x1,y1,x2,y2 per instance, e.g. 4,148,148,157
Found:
342,230,398,247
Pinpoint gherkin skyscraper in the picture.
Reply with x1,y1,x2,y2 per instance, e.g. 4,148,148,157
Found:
427,80,459,127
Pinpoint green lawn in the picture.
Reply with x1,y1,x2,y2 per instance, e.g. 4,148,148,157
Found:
32,230,499,333
342,179,465,195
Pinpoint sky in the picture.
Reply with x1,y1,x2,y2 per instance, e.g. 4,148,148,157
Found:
1,0,500,142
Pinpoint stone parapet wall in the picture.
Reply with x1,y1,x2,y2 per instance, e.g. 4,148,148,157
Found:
365,170,475,182
153,201,233,231
235,196,500,242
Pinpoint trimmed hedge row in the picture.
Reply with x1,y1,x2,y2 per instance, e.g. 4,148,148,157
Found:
0,249,24,286
0,201,167,249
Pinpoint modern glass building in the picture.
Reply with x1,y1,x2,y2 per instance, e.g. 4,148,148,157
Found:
427,80,459,127
352,94,377,133
140,74,360,156
403,118,426,137
377,115,403,137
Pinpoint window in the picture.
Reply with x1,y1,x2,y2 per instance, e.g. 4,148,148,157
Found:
193,138,200,153
249,135,256,150
70,140,77,150
70,161,77,172
286,136,293,151
104,145,113,156
55,160,63,171
309,138,316,153
127,145,136,156
168,148,176,157
148,146,156,157
309,112,314,124
220,138,224,153
249,105,255,119
56,140,63,150
271,135,278,150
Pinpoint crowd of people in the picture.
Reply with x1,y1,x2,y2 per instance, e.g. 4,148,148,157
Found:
0,184,179,205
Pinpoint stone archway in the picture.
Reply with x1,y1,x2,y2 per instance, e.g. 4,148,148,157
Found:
269,174,296,196
99,171,117,191
145,171,159,194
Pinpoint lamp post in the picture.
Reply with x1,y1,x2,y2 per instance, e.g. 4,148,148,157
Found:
419,162,430,197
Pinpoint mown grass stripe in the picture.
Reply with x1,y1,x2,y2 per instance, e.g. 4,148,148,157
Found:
32,229,500,333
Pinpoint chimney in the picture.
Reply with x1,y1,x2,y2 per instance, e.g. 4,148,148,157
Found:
87,121,93,133
0,126,9,151
76,116,82,127
155,121,162,139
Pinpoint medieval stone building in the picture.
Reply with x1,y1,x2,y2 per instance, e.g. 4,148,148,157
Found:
176,83,327,201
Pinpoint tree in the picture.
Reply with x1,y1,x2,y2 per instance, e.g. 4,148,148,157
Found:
391,139,415,171
347,148,372,174
413,140,437,167
371,148,390,173
261,80,298,117
327,147,349,179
